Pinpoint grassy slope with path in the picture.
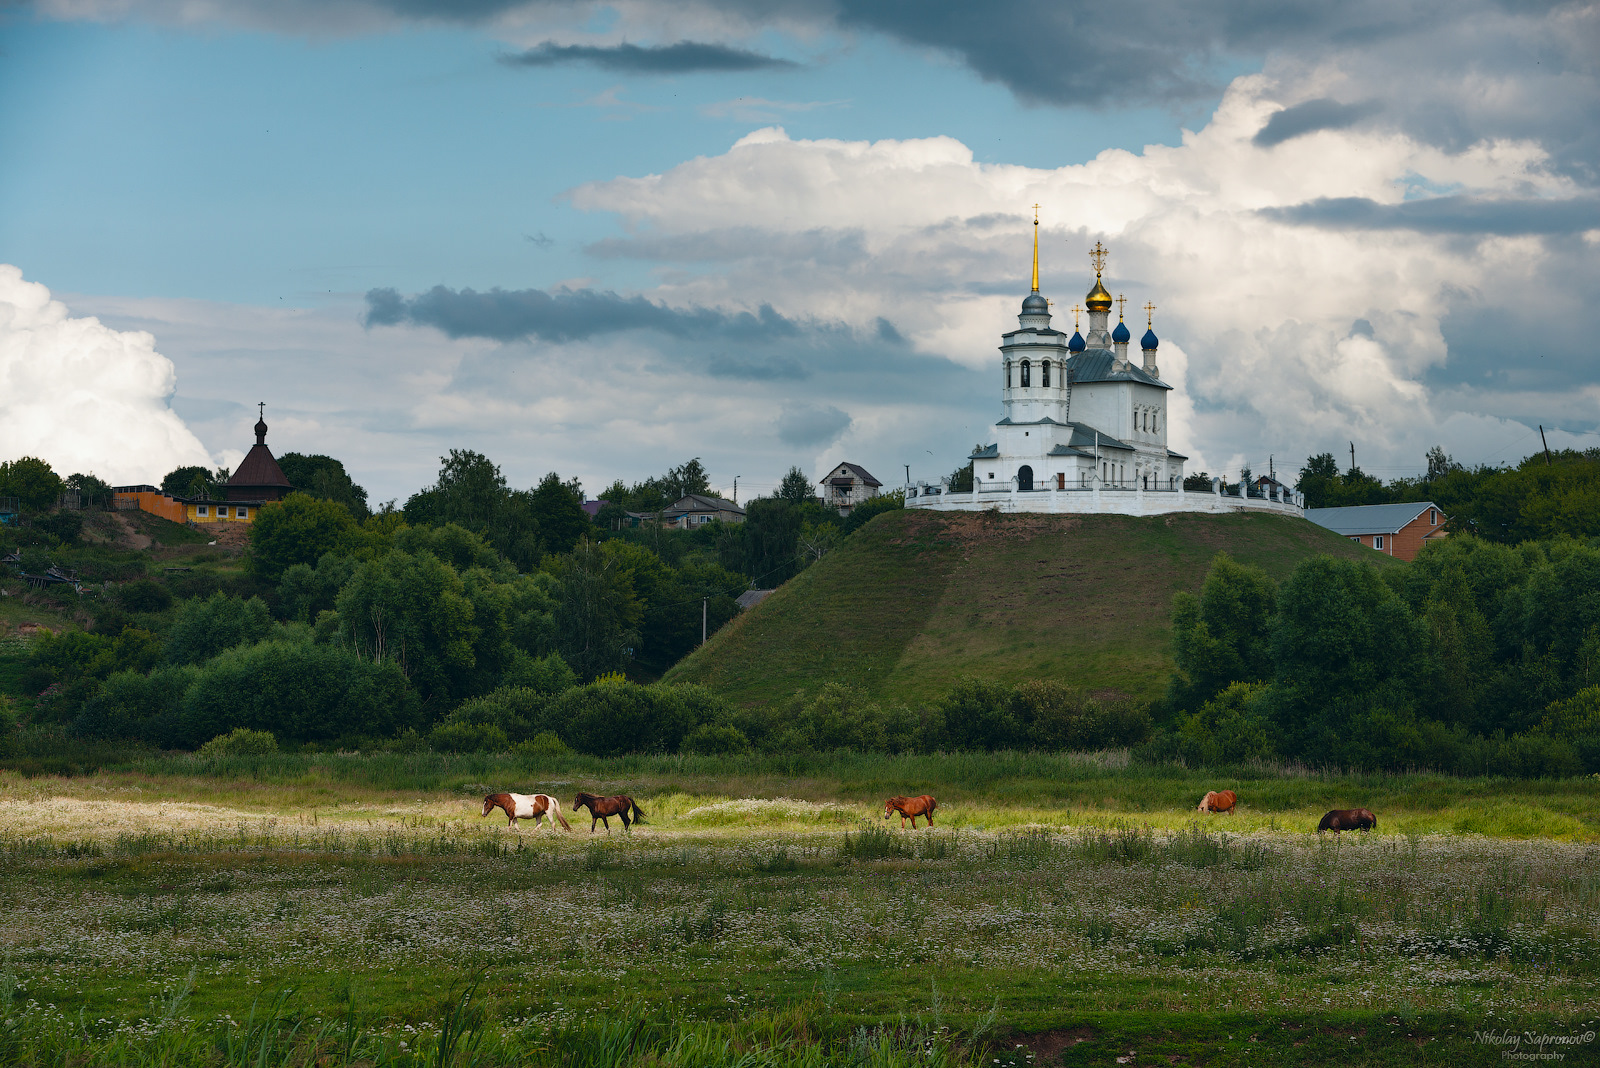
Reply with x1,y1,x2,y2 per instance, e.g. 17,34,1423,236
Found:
665,509,1394,705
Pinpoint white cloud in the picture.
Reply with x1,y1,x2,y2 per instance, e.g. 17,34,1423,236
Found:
567,73,1591,476
0,265,214,485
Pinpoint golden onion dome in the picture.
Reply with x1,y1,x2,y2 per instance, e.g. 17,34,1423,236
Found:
1085,276,1113,312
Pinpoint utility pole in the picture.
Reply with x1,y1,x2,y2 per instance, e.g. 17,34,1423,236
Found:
1540,426,1553,466
702,598,708,646
904,463,911,486
733,475,740,504
1349,441,1356,473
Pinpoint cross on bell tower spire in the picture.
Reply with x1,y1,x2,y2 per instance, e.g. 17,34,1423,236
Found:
1030,204,1041,292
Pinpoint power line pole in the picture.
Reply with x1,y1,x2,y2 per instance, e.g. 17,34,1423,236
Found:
1349,441,1356,473
1540,426,1553,466
904,463,910,486
702,598,708,646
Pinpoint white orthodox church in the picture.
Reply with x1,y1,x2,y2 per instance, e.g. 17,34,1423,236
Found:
906,221,1303,516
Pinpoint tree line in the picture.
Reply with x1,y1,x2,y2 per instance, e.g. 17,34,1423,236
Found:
1152,533,1600,776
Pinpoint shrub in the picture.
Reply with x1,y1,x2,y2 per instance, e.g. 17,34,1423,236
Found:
176,639,419,747
501,651,578,695
199,727,278,756
936,677,1021,750
1013,680,1153,751
428,721,510,754
74,664,200,746
33,511,83,545
165,592,274,665
549,681,701,756
515,731,571,757
439,686,552,744
681,722,750,755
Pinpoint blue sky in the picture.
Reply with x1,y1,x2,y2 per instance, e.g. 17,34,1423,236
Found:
2,1,1597,501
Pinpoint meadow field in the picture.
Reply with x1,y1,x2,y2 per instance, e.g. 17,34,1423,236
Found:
1,751,1597,1067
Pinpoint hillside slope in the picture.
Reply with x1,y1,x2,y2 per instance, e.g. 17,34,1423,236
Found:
664,509,1396,705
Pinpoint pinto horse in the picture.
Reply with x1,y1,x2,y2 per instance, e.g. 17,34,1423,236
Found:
572,792,647,834
482,793,571,831
883,795,937,829
1197,790,1238,815
1317,808,1377,833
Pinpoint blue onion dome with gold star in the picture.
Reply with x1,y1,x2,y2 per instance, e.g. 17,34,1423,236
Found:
1142,326,1159,349
1022,291,1049,314
1112,318,1131,344
1068,330,1086,352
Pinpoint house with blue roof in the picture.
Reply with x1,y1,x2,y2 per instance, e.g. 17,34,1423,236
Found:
1305,502,1448,560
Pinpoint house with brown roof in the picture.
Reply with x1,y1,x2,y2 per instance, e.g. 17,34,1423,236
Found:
820,462,882,516
178,406,291,525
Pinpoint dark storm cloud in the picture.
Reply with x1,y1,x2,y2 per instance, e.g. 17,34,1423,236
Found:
1253,98,1381,147
707,353,811,380
364,285,801,342
776,402,852,446
1262,195,1600,235
500,40,797,73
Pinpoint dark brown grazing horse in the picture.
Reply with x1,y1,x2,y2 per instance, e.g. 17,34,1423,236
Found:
572,792,647,834
883,795,938,829
1318,808,1377,833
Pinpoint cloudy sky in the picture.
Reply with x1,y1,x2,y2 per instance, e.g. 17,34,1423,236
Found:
2,0,1597,501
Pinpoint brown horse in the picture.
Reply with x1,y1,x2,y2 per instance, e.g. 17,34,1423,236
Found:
1317,808,1377,833
572,792,647,834
883,795,938,829
1197,790,1238,815
481,792,571,831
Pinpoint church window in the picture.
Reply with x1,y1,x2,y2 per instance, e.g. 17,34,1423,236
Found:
1143,410,1149,432
1042,360,1051,387
1005,362,1011,388
1020,360,1031,387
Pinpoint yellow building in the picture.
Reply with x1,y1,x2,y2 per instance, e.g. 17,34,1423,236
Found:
177,406,291,525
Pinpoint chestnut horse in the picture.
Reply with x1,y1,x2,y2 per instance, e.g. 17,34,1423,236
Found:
1317,808,1377,833
883,795,938,829
572,792,647,834
1197,790,1238,815
481,792,571,831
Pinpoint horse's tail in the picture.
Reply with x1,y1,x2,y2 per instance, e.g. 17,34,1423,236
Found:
630,799,647,825
549,796,572,831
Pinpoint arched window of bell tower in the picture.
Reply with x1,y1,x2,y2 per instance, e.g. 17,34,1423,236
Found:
1005,361,1012,388
1020,360,1031,387
1042,360,1051,387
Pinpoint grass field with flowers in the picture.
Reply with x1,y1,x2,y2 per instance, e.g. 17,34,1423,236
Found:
0,751,1597,1066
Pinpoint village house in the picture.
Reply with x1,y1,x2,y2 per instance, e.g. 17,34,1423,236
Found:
820,463,882,516
662,494,745,528
1304,501,1448,561
115,406,290,526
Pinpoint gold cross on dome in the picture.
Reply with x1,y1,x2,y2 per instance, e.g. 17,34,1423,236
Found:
1116,294,1127,320
1088,241,1109,275
1144,301,1156,327
1071,304,1081,328
1032,203,1040,224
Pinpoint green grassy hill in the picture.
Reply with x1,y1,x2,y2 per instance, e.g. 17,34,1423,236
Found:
664,508,1396,706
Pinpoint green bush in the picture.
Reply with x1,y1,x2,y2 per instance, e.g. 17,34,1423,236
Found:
500,650,578,694
681,722,750,755
515,730,571,757
165,592,274,665
176,639,419,747
428,720,510,753
116,578,173,613
1012,679,1153,751
199,727,279,756
548,679,713,756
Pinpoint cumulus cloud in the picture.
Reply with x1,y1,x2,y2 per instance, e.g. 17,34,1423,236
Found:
561,73,1599,477
500,40,797,72
0,265,214,484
